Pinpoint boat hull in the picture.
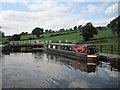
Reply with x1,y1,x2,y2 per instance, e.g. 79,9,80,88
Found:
45,48,97,62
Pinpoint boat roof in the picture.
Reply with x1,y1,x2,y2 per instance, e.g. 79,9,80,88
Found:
47,43,90,46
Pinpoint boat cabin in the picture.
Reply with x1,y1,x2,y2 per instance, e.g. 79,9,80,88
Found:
46,43,97,55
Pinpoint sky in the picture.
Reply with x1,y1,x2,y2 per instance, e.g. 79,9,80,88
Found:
0,0,119,35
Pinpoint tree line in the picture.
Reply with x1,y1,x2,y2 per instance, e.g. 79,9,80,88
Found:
1,15,119,42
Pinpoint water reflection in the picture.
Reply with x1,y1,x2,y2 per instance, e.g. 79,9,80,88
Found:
32,52,44,59
11,47,32,52
46,54,97,73
2,52,120,88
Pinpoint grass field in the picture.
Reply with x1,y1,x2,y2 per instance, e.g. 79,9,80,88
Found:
1,29,117,43
20,29,116,42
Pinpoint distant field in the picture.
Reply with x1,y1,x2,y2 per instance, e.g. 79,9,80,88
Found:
20,29,116,42
94,29,114,38
1,29,117,44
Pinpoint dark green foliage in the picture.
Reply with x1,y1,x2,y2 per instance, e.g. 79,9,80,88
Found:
20,32,28,36
7,36,12,41
69,28,73,31
0,31,5,38
12,34,20,41
45,29,49,33
96,26,107,30
2,32,5,37
50,33,67,37
107,15,120,34
48,29,53,33
81,22,98,41
73,26,77,30
32,27,44,38
60,28,65,32
78,25,82,31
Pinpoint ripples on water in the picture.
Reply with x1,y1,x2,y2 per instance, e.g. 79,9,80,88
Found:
0,52,119,88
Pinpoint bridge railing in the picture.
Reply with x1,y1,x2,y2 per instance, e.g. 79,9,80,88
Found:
10,40,44,46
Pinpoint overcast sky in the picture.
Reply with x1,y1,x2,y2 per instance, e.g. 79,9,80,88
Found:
0,0,119,35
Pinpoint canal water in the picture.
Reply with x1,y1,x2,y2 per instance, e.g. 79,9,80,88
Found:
0,52,119,88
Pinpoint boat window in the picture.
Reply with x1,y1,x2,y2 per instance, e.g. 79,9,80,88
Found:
53,45,55,49
58,46,61,50
65,46,71,51
65,47,66,50
50,45,53,48
55,45,58,49
46,45,48,48
61,46,64,50
48,45,50,48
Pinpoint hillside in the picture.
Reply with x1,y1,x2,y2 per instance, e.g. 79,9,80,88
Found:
21,29,116,42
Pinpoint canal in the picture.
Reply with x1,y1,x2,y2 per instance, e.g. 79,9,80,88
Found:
0,52,120,88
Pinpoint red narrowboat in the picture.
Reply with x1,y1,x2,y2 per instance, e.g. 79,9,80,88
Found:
46,43,97,61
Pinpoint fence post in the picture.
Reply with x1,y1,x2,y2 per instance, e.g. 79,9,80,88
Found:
100,45,102,53
111,45,113,54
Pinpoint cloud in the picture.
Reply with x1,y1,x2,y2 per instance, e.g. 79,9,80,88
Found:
105,3,118,14
0,10,83,35
77,18,112,27
1,0,119,3
0,0,26,3
0,9,115,35
87,5,100,13
64,0,119,2
69,79,91,88
0,1,118,35
25,1,57,11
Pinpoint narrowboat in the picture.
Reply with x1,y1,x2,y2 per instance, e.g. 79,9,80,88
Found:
45,43,97,61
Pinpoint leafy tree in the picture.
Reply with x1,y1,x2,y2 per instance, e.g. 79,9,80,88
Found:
0,31,5,38
60,28,65,32
45,29,49,33
2,32,5,37
20,32,28,36
48,29,52,33
81,22,98,41
78,25,82,32
32,27,43,38
12,34,20,41
107,15,120,34
66,29,69,31
73,26,77,30
69,28,72,31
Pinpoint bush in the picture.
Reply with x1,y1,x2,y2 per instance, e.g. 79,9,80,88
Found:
50,33,68,37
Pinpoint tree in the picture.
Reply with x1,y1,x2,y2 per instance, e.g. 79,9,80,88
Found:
73,26,77,31
81,22,98,41
32,27,43,38
59,28,65,32
45,29,49,33
78,25,82,32
107,15,120,34
48,29,52,33
12,34,20,41
2,32,5,37
69,28,72,31
20,32,28,36
0,31,5,38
